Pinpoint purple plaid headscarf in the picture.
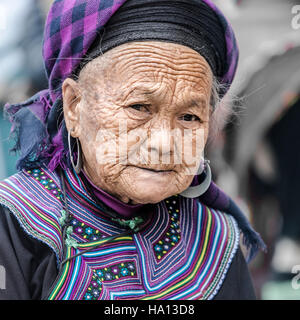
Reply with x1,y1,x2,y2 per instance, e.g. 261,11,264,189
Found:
43,0,238,103
3,0,266,261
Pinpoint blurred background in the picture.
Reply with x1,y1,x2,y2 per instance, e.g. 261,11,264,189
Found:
0,0,300,299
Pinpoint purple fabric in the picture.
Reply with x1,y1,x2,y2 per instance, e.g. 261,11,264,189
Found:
199,181,230,208
5,89,51,125
4,90,52,169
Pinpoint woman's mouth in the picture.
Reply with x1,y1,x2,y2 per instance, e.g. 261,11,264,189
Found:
130,165,174,175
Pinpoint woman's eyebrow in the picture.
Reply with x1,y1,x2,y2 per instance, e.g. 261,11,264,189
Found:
189,98,205,107
178,97,207,110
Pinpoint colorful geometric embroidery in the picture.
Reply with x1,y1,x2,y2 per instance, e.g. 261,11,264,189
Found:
0,169,64,265
83,261,137,300
96,261,137,282
153,196,181,260
26,168,63,201
70,217,103,242
134,201,239,300
83,270,103,300
0,167,240,300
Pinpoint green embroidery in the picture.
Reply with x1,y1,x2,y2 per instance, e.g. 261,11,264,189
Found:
58,209,68,226
65,226,79,249
112,216,144,232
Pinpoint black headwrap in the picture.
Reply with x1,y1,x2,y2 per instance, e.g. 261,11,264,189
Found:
75,0,227,81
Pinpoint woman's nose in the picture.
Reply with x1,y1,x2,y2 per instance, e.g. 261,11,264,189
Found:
144,124,177,165
148,128,172,154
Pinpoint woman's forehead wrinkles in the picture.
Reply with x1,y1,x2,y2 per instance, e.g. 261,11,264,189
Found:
109,42,203,60
78,43,213,107
82,42,211,75
114,53,210,76
80,69,212,108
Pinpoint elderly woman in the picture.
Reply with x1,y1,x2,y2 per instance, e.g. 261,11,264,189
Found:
0,0,265,300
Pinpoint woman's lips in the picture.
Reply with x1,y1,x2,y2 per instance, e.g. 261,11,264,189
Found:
130,165,174,175
142,168,173,175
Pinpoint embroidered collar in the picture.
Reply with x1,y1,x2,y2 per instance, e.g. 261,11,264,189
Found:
0,166,240,300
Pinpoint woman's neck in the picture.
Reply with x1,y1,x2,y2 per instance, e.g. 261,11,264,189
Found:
79,168,145,218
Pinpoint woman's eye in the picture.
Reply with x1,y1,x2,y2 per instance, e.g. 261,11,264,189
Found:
129,104,150,113
179,114,201,122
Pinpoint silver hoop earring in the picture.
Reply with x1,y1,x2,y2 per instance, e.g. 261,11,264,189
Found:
179,160,212,198
68,130,82,174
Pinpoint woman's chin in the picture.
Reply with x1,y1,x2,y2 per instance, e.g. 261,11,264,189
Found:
117,166,189,204
124,181,176,204
129,193,169,204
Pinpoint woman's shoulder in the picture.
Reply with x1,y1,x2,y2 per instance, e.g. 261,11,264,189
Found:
0,166,63,208
0,167,64,263
0,204,58,299
0,167,61,196
192,199,256,299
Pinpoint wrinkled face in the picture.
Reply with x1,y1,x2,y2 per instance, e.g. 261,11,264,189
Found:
63,41,213,204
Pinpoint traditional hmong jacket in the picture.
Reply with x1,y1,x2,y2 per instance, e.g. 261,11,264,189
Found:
0,167,240,300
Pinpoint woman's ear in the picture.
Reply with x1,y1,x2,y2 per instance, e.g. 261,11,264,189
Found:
62,78,82,137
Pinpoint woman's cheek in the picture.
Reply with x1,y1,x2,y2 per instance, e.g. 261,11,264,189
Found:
172,127,205,176
94,130,117,166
